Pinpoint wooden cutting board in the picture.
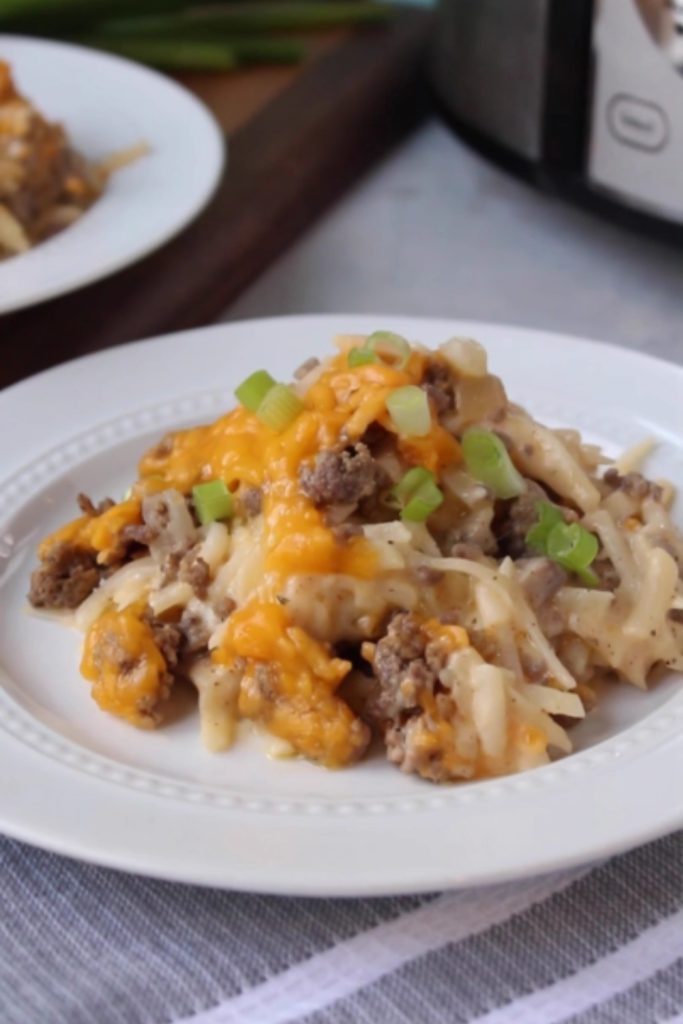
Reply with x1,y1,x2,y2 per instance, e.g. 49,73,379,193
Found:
0,10,431,389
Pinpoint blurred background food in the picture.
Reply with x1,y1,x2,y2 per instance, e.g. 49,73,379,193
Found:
0,3,429,377
0,0,392,71
4,0,683,389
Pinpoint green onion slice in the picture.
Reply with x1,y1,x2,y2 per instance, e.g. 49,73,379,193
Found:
192,480,234,525
461,428,525,499
402,479,444,522
546,522,599,584
392,466,434,504
347,346,378,368
526,503,600,585
235,370,276,412
386,386,431,437
366,331,411,369
389,467,444,522
525,501,564,553
256,383,304,432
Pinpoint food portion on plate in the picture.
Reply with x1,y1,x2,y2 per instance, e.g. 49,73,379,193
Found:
0,60,144,258
28,332,683,783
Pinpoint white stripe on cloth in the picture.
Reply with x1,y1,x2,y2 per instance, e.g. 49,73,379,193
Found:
176,866,592,1024
465,906,683,1024
659,1014,683,1024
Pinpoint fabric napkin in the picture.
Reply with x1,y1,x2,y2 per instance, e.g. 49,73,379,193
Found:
1,830,681,1024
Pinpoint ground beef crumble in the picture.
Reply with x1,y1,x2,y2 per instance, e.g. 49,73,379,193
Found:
493,481,552,558
603,468,662,502
421,361,455,414
592,557,620,591
365,613,438,724
142,610,183,669
298,442,382,508
213,595,237,620
120,522,158,547
147,434,174,460
77,493,115,517
178,608,211,654
516,558,567,609
29,542,101,609
241,486,263,517
161,544,211,599
179,554,210,599
363,613,485,781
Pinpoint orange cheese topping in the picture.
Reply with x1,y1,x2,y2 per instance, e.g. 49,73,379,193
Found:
217,602,365,766
403,711,476,779
42,345,464,758
80,606,168,728
422,618,469,651
137,350,460,587
39,498,141,565
398,428,461,475
514,721,548,756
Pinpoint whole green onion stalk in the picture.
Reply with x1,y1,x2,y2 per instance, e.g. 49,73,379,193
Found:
0,0,198,31
0,0,392,71
97,4,391,38
80,36,305,69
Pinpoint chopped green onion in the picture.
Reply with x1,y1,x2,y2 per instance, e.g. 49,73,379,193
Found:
79,37,247,71
546,522,599,585
388,467,443,521
386,386,431,437
461,428,525,499
392,466,435,504
526,501,564,553
256,383,304,432
192,480,234,525
348,346,378,368
366,331,411,369
348,331,410,369
526,503,600,585
402,479,444,522
235,370,276,412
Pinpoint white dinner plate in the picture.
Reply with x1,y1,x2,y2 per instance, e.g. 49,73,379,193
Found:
0,36,224,313
0,315,681,895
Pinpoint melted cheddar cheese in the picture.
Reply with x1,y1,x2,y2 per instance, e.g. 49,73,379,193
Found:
40,346,463,761
81,607,169,728
39,498,141,565
137,349,460,757
219,602,367,767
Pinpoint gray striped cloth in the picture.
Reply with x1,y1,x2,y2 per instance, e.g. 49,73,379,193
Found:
1,832,682,1024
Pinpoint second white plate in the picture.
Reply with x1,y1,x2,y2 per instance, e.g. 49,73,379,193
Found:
0,35,225,313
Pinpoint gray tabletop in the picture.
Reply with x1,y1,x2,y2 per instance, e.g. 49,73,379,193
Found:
226,120,683,368
3,117,682,1024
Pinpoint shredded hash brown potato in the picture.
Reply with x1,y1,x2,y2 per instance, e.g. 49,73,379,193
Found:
0,61,145,259
28,333,683,782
